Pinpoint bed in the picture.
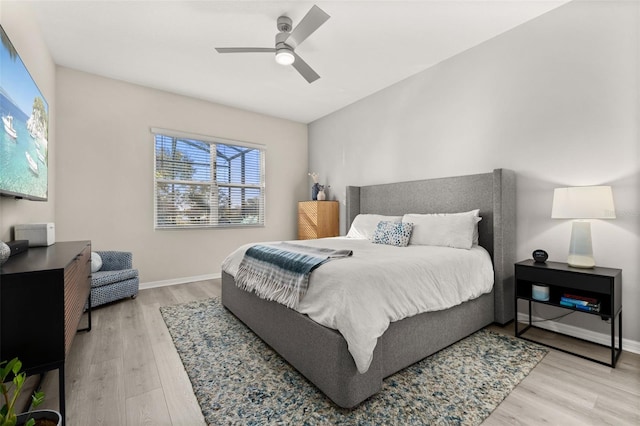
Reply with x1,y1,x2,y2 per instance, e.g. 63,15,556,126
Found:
221,168,516,408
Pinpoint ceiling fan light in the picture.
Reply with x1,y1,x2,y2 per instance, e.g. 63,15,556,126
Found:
275,49,295,66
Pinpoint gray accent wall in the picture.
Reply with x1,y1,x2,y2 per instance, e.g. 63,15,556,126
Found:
309,1,640,346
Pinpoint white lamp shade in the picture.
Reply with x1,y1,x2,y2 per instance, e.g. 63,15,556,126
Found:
551,186,616,219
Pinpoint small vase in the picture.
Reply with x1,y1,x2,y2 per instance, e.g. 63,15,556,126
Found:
317,189,326,201
311,183,320,200
0,241,10,265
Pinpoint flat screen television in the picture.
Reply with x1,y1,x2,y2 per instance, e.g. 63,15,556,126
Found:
0,24,49,201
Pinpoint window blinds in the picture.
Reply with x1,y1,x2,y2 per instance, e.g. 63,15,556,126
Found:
153,130,265,229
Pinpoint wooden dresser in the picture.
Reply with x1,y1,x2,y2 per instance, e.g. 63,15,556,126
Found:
298,201,339,239
0,240,92,424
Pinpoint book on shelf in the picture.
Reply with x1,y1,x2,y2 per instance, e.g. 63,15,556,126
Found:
559,298,600,312
563,293,598,304
560,296,599,307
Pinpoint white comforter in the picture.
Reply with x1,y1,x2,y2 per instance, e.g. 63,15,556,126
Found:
221,237,494,373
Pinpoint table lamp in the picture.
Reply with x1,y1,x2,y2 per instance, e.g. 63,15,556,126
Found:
551,186,615,268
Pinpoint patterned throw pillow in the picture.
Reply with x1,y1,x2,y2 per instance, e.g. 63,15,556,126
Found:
372,221,414,247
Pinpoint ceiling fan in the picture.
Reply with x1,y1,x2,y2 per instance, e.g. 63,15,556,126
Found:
215,5,330,83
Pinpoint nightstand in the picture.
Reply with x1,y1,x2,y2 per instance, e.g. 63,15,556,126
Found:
514,259,622,367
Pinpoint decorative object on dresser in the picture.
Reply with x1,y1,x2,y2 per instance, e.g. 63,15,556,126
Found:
6,239,29,257
298,200,339,239
551,186,615,268
14,223,55,247
515,259,622,367
89,251,139,308
308,172,321,200
0,241,92,425
0,241,9,265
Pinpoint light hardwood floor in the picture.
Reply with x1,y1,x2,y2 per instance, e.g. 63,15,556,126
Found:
34,280,639,425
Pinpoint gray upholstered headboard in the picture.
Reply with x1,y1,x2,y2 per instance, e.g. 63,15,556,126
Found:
345,168,516,324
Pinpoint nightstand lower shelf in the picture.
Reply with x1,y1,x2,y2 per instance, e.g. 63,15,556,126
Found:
515,300,622,368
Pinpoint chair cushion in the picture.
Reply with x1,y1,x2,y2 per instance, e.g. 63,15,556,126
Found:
92,269,138,288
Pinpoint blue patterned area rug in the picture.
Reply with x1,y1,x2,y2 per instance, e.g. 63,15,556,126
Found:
160,297,547,425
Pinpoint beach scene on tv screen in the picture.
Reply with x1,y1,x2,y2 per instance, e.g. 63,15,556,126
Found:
0,26,49,200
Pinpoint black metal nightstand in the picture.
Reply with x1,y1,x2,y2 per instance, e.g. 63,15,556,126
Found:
514,259,622,367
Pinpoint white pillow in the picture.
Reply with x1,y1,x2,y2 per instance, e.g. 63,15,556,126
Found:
434,209,481,244
346,214,402,240
402,210,482,249
91,251,102,273
462,209,480,245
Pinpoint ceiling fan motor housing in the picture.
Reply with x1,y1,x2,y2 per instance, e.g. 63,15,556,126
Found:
275,32,293,50
277,16,292,33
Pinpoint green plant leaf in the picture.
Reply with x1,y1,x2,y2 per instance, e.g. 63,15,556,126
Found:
31,391,45,408
0,361,8,382
0,358,20,383
1,412,17,426
12,373,25,389
9,359,21,376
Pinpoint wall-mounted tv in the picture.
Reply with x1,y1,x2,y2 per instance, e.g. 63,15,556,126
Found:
0,24,49,201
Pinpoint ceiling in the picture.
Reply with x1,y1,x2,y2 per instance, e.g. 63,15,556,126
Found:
29,0,569,124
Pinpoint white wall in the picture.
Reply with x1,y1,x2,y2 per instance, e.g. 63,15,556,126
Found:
55,67,308,283
309,0,639,347
0,2,56,240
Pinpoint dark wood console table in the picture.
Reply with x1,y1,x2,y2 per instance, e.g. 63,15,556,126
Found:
0,240,92,425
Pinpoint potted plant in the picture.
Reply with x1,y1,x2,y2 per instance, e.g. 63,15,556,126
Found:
0,358,61,426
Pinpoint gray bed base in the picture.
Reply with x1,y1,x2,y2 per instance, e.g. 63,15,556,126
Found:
221,168,516,408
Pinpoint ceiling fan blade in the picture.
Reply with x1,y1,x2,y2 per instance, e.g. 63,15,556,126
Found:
215,47,275,53
286,5,330,48
292,53,320,83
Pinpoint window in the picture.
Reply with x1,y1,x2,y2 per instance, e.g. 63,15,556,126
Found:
152,128,265,229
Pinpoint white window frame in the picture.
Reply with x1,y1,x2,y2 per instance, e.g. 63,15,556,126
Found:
152,127,266,229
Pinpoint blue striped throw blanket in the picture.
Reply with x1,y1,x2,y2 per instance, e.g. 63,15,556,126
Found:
235,242,353,309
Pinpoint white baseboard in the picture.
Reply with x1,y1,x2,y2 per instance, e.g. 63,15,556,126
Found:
517,312,640,355
140,273,222,290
